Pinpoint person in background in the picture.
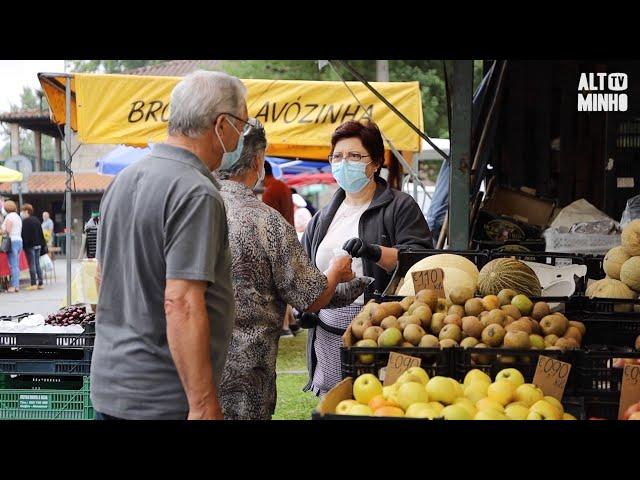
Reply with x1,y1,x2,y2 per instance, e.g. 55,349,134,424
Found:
216,118,355,419
0,200,23,293
262,161,294,226
301,120,433,396
292,191,313,241
41,211,54,248
20,203,46,290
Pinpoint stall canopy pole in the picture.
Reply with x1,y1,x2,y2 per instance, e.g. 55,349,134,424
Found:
448,60,473,250
64,76,72,306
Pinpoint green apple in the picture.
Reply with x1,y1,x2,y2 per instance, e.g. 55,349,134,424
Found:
544,396,564,415
504,403,530,420
397,381,429,410
529,334,545,350
405,402,440,419
355,339,377,364
487,379,516,406
463,369,492,387
495,368,525,388
529,400,562,420
395,371,425,387
475,408,508,420
353,374,383,405
476,397,505,413
347,404,374,416
335,399,359,414
405,366,430,385
426,376,458,405
442,404,473,420
563,412,577,420
453,397,478,418
464,381,489,404
514,383,544,407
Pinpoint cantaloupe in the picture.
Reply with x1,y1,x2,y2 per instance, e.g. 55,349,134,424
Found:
398,266,475,300
603,246,631,280
477,258,542,297
620,256,640,292
405,254,480,283
622,220,640,256
588,277,637,312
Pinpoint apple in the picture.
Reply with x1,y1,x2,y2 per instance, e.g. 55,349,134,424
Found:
405,402,441,419
464,381,489,404
395,371,425,387
405,366,430,385
426,376,458,405
463,369,492,387
504,403,530,420
353,374,383,405
529,400,562,420
335,399,359,414
355,339,377,364
623,401,640,420
347,404,374,416
449,378,464,399
544,396,564,415
397,382,429,410
562,413,577,420
453,397,478,418
495,368,525,388
628,412,640,420
514,383,544,407
487,379,516,406
442,404,473,420
476,397,505,413
475,408,508,420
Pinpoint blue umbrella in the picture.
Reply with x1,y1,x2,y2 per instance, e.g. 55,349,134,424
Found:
96,145,151,175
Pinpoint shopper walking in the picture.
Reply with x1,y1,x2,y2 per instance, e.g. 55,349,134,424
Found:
20,203,46,290
0,200,23,293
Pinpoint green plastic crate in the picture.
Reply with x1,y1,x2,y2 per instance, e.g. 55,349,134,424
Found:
0,376,94,420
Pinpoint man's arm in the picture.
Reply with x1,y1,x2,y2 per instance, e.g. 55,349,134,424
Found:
165,278,222,420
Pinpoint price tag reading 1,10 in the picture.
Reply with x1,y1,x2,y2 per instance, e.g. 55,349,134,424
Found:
411,268,445,298
532,355,572,401
618,364,640,420
384,352,422,386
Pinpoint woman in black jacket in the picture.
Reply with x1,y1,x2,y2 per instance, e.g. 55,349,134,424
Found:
20,203,47,290
301,120,433,396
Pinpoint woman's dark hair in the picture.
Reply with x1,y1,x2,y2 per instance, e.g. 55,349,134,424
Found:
330,120,385,175
264,159,273,176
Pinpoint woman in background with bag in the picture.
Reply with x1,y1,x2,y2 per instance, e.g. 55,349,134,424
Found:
1,200,23,293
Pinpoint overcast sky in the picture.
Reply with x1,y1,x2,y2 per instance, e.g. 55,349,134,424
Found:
0,60,66,112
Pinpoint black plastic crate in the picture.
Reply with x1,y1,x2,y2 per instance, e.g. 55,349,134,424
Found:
575,346,640,398
453,347,579,395
583,254,606,281
577,315,640,347
1,374,85,390
376,249,490,301
583,397,620,420
340,346,454,381
472,239,547,253
574,297,640,316
0,359,91,376
0,332,94,349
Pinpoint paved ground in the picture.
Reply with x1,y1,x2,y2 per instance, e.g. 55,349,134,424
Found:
0,260,80,316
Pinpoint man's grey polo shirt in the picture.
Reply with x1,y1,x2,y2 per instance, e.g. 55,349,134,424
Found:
91,143,235,420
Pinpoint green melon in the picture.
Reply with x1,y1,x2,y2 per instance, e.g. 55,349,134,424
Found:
477,258,542,297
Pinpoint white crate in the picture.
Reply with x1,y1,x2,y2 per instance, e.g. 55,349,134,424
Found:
543,229,621,255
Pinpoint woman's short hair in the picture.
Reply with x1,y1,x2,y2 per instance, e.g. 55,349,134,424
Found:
20,203,33,215
217,118,267,180
330,120,385,171
4,200,17,213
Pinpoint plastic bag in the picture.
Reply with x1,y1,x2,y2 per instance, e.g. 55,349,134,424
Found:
325,276,375,309
621,194,640,227
40,254,54,273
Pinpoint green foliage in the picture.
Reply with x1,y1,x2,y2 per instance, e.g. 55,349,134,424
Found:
68,60,165,73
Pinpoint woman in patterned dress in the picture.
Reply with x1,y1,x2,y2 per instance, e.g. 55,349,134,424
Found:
216,119,356,420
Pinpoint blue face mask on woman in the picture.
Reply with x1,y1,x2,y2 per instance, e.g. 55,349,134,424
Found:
331,160,373,193
216,116,246,171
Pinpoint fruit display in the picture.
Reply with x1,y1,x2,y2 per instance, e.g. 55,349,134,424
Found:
46,306,95,327
477,258,542,297
622,401,640,420
349,289,585,352
332,368,577,420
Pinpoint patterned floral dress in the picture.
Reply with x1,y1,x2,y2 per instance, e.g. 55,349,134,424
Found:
218,180,327,420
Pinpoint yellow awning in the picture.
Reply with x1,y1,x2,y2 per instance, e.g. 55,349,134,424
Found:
38,73,423,159
0,165,23,183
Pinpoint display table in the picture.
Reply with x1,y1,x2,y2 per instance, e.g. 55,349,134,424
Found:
0,250,29,277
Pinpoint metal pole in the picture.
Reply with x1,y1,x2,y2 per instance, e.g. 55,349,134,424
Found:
376,60,389,82
65,76,72,306
449,60,473,250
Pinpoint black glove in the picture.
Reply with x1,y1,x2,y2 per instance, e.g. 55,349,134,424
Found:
342,238,382,262
298,312,320,329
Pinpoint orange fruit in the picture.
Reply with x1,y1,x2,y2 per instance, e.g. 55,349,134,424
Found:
373,406,405,417
369,394,398,410
482,295,500,312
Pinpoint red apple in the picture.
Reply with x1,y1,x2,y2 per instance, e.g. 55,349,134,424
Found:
623,401,640,420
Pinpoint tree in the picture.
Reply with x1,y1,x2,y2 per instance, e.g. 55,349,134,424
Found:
68,60,165,73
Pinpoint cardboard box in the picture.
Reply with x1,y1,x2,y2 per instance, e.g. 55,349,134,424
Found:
483,187,556,228
315,377,354,416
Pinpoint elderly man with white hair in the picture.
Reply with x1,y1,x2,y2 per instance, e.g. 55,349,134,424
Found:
91,70,248,420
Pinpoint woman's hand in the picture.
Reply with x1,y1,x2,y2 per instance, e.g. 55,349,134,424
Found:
327,255,355,283
342,238,382,262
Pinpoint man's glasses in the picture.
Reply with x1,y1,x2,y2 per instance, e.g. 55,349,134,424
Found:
221,113,256,136
327,152,371,164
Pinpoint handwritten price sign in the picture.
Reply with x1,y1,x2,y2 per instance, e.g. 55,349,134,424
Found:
411,268,445,298
384,352,422,386
618,364,640,419
532,355,572,401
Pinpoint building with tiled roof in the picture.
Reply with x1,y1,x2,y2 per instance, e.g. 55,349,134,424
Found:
0,172,113,195
123,60,219,76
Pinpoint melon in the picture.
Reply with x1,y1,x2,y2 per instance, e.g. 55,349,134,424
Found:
620,256,640,292
405,254,480,283
622,220,640,256
589,277,637,313
398,266,475,300
477,258,542,297
603,246,631,280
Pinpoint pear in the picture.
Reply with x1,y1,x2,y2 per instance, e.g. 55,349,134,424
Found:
380,316,400,330
464,298,485,317
497,289,518,306
481,324,506,347
363,326,384,342
462,316,484,339
444,314,462,328
415,289,439,311
531,302,551,320
430,313,446,335
412,305,433,330
460,337,479,349
448,305,466,318
505,319,532,335
544,334,559,347
501,304,521,320
377,327,403,347
540,315,566,337
400,296,415,312
369,305,388,326
439,338,459,349
419,334,439,348
407,301,429,315
403,324,427,346
563,326,583,346
449,286,475,306
555,337,579,350
351,317,372,339
381,301,404,318
503,330,531,349
439,324,462,343
569,321,586,337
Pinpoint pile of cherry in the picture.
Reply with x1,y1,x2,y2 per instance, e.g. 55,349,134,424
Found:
46,306,95,327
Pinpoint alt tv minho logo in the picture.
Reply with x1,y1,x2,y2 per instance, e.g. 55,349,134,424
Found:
578,72,628,112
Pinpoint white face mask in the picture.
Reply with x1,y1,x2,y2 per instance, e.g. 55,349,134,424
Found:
20,212,27,219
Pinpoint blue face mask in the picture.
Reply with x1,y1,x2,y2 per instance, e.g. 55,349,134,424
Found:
216,116,245,171
331,160,373,193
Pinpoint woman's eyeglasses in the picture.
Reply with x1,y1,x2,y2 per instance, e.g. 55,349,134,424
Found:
327,152,371,163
